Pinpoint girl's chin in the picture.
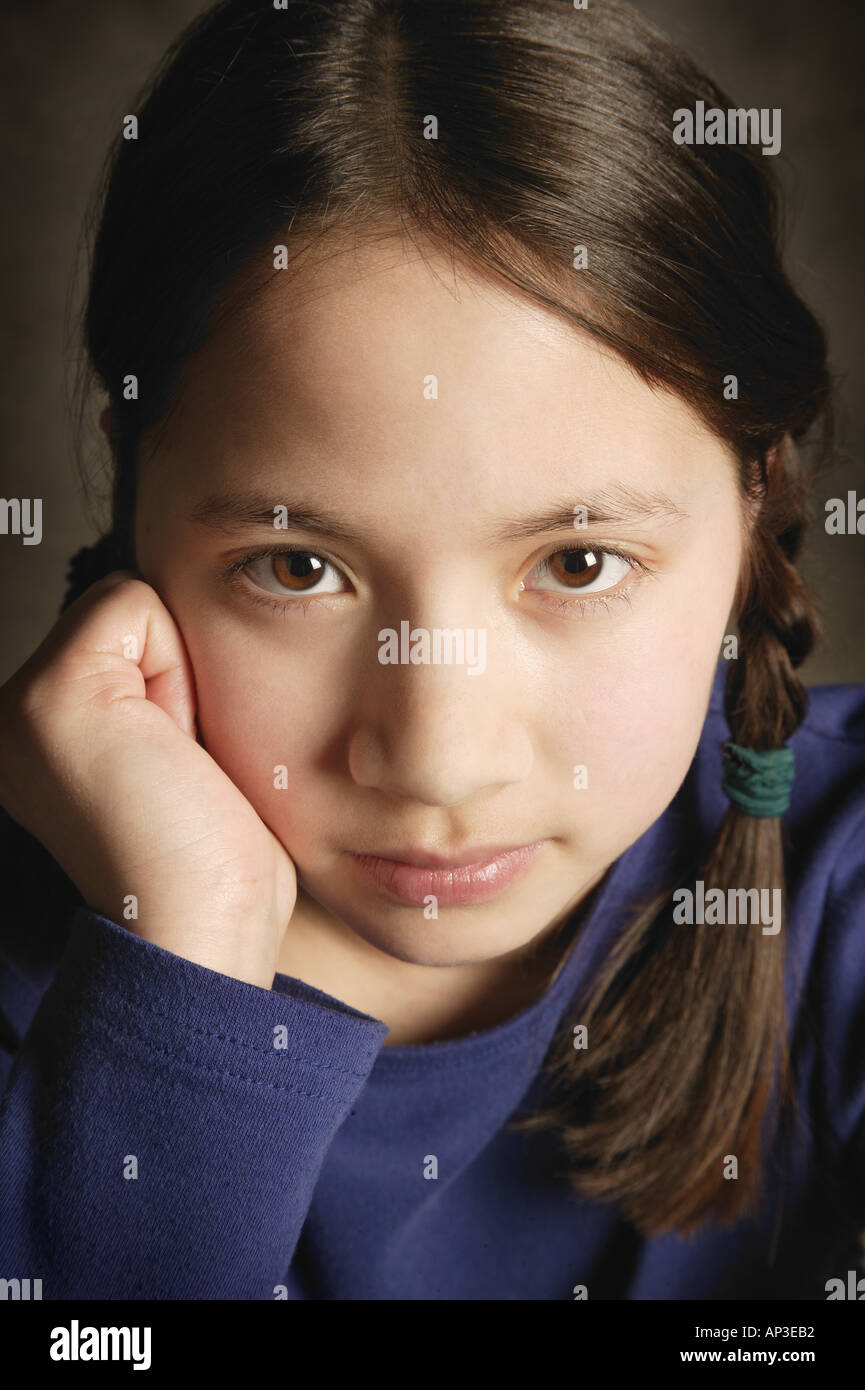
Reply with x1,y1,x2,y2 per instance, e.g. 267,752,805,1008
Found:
291,885,555,969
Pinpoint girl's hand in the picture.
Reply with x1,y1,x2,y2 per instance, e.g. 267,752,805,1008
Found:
0,571,297,988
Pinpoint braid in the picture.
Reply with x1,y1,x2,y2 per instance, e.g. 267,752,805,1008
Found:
728,440,818,746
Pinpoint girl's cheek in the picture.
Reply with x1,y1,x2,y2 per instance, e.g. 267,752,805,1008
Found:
547,600,726,825
181,623,344,827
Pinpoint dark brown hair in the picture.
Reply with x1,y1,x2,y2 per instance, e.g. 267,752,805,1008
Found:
65,0,834,1235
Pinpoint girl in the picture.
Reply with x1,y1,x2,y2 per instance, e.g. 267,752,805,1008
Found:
0,0,863,1301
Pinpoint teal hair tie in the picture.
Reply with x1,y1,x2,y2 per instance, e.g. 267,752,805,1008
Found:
720,740,795,818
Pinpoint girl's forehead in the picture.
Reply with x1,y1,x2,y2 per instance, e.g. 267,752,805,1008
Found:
154,238,719,487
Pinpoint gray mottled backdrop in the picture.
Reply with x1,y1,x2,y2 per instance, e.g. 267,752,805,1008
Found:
0,0,862,682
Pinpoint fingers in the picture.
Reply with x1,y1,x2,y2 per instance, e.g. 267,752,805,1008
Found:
93,576,199,739
12,572,198,739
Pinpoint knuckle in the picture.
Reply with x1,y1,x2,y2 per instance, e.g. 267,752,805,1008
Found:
90,571,151,602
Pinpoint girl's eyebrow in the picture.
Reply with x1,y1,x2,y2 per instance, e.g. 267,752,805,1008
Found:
484,485,688,543
187,484,688,546
187,492,360,542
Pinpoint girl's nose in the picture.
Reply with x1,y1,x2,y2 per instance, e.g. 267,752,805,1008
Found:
347,641,533,806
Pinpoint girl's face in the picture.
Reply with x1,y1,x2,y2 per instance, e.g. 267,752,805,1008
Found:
134,234,746,969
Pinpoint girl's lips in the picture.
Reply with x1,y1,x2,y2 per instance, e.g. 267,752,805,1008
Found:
349,841,547,906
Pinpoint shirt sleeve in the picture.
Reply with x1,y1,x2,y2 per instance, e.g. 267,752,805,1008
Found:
0,907,389,1299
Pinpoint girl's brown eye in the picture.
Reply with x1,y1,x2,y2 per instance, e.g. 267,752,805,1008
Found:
523,548,632,596
242,550,349,596
271,551,326,591
549,550,602,588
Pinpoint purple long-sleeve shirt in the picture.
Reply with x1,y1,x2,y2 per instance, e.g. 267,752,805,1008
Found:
1,660,864,1300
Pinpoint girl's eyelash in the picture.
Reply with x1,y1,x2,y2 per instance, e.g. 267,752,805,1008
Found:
222,542,655,616
223,543,319,576
222,544,338,618
528,545,654,616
